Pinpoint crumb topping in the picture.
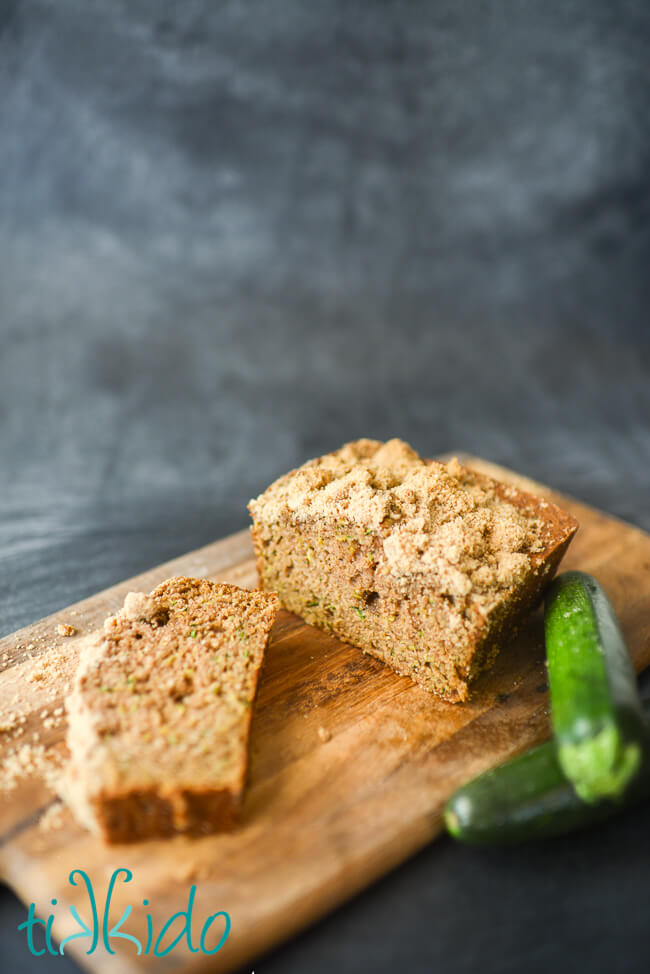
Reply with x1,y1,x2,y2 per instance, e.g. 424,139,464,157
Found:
250,439,550,599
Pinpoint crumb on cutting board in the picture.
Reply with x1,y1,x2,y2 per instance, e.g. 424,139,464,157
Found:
56,624,77,637
38,801,66,833
0,740,64,795
0,643,74,795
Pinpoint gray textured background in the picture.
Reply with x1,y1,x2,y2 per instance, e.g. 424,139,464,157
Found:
1,1,649,972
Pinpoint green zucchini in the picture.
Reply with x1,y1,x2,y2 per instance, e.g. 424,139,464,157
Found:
444,701,650,845
544,570,647,803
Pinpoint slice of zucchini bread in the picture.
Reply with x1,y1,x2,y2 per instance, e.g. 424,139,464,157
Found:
249,439,577,703
63,577,278,842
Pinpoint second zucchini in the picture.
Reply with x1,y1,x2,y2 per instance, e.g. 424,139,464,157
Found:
444,699,650,844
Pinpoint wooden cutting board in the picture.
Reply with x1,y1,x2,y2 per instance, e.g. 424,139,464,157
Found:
1,457,649,974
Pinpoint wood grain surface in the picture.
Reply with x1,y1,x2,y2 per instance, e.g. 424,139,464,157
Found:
0,457,649,974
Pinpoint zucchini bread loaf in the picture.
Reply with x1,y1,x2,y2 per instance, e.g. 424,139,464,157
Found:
63,576,278,842
249,439,577,703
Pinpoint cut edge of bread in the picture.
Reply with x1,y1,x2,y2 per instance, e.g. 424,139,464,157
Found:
61,578,278,843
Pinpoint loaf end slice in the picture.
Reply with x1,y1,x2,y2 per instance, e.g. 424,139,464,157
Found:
62,577,278,842
249,439,578,702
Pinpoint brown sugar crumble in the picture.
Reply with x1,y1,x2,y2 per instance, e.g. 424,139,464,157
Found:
249,438,578,702
56,624,77,638
38,801,66,833
0,738,64,795
62,576,278,843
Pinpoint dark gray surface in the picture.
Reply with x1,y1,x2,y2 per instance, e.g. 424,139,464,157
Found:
1,1,649,972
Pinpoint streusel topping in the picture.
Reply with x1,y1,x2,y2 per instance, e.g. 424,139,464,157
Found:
250,438,547,598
